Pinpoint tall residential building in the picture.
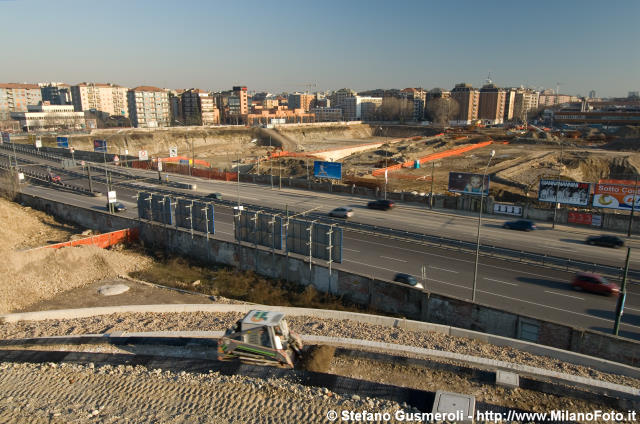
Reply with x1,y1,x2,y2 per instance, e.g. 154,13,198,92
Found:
538,89,580,106
401,88,427,121
503,88,516,121
71,83,129,117
229,85,248,120
450,83,479,125
512,88,539,122
588,90,597,99
478,83,506,125
329,88,357,111
127,86,170,128
287,93,315,111
0,83,43,120
181,89,219,125
340,96,382,120
40,82,73,106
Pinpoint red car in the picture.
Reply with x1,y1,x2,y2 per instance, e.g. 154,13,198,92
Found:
571,273,620,296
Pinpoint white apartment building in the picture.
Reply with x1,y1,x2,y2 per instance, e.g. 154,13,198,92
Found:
10,104,87,131
127,86,170,128
71,83,129,117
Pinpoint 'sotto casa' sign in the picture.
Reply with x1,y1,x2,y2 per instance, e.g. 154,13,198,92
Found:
593,183,640,210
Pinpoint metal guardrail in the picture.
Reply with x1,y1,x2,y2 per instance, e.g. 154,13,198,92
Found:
4,142,637,281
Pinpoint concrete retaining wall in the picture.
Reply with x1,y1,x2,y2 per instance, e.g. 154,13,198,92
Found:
17,193,640,367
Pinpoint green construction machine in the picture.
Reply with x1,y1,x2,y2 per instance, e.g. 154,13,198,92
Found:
217,310,303,368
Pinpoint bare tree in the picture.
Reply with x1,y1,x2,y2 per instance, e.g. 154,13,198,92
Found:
425,98,459,127
378,97,414,122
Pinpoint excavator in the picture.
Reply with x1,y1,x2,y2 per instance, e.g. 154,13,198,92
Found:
217,310,303,368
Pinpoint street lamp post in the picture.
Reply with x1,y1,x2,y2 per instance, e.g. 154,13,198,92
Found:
472,149,496,303
552,141,564,229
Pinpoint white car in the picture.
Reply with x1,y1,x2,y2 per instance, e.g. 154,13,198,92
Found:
328,207,354,219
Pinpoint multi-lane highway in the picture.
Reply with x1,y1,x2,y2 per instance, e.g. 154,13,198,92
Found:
4,147,640,339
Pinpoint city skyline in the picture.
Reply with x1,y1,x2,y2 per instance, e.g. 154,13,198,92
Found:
1,0,638,97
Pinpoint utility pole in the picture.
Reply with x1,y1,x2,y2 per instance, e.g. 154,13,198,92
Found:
237,152,240,207
472,150,495,302
613,247,631,336
87,164,93,192
279,159,282,190
430,161,435,209
552,141,564,229
627,175,638,237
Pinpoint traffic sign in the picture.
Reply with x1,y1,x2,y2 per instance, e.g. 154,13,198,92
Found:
169,146,178,158
35,136,42,148
108,191,117,203
138,150,148,160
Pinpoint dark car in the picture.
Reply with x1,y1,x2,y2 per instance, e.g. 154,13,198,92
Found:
393,273,424,289
585,235,624,248
502,219,536,231
571,272,620,296
205,192,223,200
367,199,395,210
107,202,127,212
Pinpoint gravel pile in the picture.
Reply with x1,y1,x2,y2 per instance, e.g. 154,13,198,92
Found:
0,361,412,423
1,311,637,390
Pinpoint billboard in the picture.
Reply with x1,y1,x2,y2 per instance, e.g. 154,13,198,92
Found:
313,161,342,180
448,172,490,195
169,147,178,157
93,139,107,153
593,183,640,210
538,180,590,206
56,136,69,148
1,132,10,144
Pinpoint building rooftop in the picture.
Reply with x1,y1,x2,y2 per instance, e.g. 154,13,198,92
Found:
0,83,40,89
131,86,167,92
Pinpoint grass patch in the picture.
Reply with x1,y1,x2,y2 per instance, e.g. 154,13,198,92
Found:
130,250,374,313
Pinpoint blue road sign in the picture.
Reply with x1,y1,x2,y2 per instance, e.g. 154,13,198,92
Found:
93,139,107,153
313,161,342,180
56,136,69,148
0,132,9,144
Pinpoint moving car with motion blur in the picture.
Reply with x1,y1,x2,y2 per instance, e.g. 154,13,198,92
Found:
393,273,424,290
367,199,394,211
571,272,620,296
585,235,624,248
328,207,354,219
502,219,536,231
106,202,127,212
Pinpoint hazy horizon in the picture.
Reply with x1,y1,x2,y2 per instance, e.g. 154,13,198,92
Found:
1,0,638,97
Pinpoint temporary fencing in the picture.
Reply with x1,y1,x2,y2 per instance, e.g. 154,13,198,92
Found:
35,228,139,250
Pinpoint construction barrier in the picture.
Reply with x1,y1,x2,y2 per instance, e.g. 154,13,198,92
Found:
130,160,237,182
372,141,493,177
36,228,139,250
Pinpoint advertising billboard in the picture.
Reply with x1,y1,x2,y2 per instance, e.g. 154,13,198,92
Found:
313,161,342,180
538,180,590,206
93,139,107,153
1,132,10,144
56,136,69,148
448,172,490,195
593,183,640,210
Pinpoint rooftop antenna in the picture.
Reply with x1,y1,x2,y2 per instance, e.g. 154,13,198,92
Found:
486,71,493,85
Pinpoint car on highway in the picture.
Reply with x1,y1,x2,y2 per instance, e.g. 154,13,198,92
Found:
585,235,624,248
571,272,620,296
107,202,127,212
205,192,223,200
367,199,394,210
393,273,424,290
328,207,354,219
47,173,61,183
502,219,536,231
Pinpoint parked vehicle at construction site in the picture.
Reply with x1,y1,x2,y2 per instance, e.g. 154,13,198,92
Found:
217,310,303,368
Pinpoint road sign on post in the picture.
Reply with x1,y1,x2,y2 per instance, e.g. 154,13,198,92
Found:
138,150,148,161
56,137,69,148
108,191,117,203
35,136,42,148
169,147,178,158
93,139,107,153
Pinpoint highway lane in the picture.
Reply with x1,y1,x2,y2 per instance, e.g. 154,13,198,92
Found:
19,183,640,339
6,146,640,269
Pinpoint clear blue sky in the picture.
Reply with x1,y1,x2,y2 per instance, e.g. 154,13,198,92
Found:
1,0,638,97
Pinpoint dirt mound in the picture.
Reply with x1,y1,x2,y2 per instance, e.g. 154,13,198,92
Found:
299,344,336,372
613,125,640,139
602,138,640,151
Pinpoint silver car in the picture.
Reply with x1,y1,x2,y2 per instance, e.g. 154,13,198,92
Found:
329,207,354,219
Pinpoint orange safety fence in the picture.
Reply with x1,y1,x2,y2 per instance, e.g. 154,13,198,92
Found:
130,160,238,181
36,228,139,250
372,141,493,176
159,156,212,168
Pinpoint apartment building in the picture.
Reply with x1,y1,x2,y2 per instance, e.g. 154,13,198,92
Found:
503,89,516,121
538,89,580,106
71,83,129,117
0,83,43,120
40,82,73,106
287,93,315,112
478,83,506,125
181,89,219,125
339,96,382,120
127,86,170,128
450,83,479,125
312,107,342,122
513,88,539,122
401,88,427,121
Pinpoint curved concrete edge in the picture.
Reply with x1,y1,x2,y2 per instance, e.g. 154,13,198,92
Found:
1,303,638,379
4,331,638,402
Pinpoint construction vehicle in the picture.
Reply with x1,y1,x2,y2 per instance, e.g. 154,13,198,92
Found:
217,310,303,368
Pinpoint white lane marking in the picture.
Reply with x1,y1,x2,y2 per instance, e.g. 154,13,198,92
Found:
343,248,360,253
216,231,232,236
428,278,469,290
475,290,615,323
544,290,584,300
626,307,640,313
429,266,459,274
380,256,408,263
483,277,518,286
343,259,401,274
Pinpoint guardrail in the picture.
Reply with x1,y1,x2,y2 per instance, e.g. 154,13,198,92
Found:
4,142,637,281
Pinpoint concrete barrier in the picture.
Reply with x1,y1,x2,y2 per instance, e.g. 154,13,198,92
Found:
16,192,640,367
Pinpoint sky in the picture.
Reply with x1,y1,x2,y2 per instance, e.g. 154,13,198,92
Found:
1,0,638,97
